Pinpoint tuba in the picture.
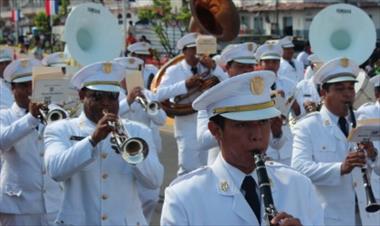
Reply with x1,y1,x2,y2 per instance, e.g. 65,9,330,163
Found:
63,2,123,66
309,3,376,66
150,0,240,118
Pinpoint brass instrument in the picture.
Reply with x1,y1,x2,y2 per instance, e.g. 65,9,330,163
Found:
104,110,148,165
135,96,161,116
347,103,380,213
150,0,240,118
253,153,277,226
38,104,69,125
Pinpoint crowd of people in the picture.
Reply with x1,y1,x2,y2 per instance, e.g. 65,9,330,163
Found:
0,28,380,226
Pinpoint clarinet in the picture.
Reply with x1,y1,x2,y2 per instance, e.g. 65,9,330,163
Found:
253,153,278,226
347,103,380,213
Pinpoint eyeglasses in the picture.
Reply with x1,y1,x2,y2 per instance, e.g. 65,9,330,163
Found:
87,90,119,101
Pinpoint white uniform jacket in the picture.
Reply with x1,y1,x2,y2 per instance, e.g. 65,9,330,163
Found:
44,113,164,226
143,64,158,89
0,79,14,109
0,103,63,214
278,58,304,85
295,79,321,116
292,106,380,225
356,101,380,225
161,155,324,226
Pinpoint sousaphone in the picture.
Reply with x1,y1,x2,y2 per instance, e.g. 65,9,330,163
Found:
309,3,376,66
151,0,240,118
63,2,123,66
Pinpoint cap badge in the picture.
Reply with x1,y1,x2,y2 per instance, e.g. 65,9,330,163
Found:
268,44,273,50
247,43,254,51
103,63,112,74
220,181,229,192
59,53,64,59
20,60,29,68
128,58,135,64
340,58,349,67
251,76,265,95
324,119,330,126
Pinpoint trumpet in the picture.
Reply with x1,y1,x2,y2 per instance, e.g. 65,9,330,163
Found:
103,110,149,165
38,104,69,125
135,96,161,116
347,103,380,213
253,152,278,226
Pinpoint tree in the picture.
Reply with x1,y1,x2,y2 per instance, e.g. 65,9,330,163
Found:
138,0,191,57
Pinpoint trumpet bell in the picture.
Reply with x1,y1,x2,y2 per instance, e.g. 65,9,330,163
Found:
309,4,376,65
63,3,123,66
120,137,149,165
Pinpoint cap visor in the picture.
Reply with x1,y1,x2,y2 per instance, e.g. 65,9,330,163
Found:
12,76,32,83
325,76,358,84
220,107,281,121
86,84,122,93
0,58,12,63
234,59,257,65
185,43,197,48
134,51,150,55
282,44,294,48
260,55,281,61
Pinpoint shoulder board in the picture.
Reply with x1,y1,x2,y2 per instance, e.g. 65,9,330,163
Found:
169,166,209,186
265,160,299,173
360,102,375,108
296,111,320,122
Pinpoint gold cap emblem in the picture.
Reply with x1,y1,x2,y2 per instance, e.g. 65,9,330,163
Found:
340,58,349,67
128,57,135,64
251,76,265,95
20,60,29,68
247,43,254,51
220,181,229,192
102,62,112,74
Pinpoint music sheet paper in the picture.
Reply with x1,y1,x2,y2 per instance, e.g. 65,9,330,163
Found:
196,35,217,55
348,118,380,142
125,69,144,92
31,66,73,105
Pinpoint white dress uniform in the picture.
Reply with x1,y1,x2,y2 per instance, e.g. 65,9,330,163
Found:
0,78,13,109
161,155,324,226
291,57,380,226
295,79,321,116
143,64,158,89
278,58,304,85
156,33,228,175
119,89,166,223
0,104,63,223
356,99,380,225
296,51,310,69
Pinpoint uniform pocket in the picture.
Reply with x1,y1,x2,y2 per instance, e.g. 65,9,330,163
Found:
4,183,22,197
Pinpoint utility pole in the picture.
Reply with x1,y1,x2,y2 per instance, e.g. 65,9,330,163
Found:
122,0,127,55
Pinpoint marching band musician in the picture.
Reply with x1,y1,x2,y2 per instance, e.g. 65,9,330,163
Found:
156,32,228,175
197,42,257,165
355,74,380,225
115,56,166,223
291,57,380,226
43,62,163,225
255,43,297,165
277,36,304,85
0,58,63,226
0,47,14,109
161,71,323,226
294,54,322,118
127,42,159,90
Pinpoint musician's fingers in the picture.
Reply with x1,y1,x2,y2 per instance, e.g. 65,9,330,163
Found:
279,217,302,226
271,212,293,225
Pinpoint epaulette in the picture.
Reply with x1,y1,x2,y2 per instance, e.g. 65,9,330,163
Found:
169,166,209,186
296,111,320,123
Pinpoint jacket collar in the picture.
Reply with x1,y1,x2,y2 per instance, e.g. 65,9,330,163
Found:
320,105,347,141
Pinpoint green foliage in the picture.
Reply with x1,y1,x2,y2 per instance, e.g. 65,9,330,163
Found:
34,12,50,34
137,0,191,56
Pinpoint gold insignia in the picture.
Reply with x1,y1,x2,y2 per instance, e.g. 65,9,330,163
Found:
103,63,112,74
59,53,64,59
322,146,326,150
220,181,229,192
268,44,273,50
247,43,254,51
20,60,29,68
250,76,265,95
288,36,292,41
340,58,349,67
324,119,330,126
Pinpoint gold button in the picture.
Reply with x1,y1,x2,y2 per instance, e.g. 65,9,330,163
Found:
101,194,108,200
101,153,107,159
102,173,108,179
101,214,108,221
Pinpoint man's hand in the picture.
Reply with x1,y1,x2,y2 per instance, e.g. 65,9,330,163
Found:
271,117,283,138
91,112,118,145
271,212,302,226
29,102,46,119
127,86,144,106
341,151,366,175
199,55,216,71
185,75,204,90
358,141,378,161
303,101,317,113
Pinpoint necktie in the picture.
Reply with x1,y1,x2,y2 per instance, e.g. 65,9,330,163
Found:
338,117,348,137
271,82,277,90
191,66,198,75
241,176,261,223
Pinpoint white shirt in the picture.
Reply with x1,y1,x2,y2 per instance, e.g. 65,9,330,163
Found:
0,78,14,109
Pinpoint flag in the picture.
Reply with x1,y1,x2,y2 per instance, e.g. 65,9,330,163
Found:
45,0,59,16
11,9,21,22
